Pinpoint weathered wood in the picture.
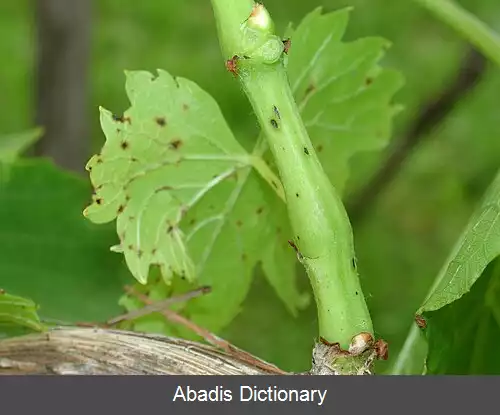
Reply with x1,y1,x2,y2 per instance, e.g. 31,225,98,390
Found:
0,328,285,375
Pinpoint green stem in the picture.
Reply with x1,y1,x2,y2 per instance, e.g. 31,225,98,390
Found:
210,0,373,348
414,0,500,67
249,134,286,203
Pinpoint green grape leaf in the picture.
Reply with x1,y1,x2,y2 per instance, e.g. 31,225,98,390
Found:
85,70,306,332
0,160,130,323
0,291,46,336
417,170,500,374
287,7,404,193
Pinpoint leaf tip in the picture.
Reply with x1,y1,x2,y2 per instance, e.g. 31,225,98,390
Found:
135,273,148,285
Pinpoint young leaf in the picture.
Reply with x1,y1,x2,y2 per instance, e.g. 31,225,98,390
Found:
287,7,404,193
417,169,500,373
0,291,46,336
85,70,306,332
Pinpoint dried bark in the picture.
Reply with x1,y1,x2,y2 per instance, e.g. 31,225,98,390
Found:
0,328,281,375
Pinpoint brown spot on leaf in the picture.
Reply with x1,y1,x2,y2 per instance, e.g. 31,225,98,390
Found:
127,244,133,251
271,180,278,189
241,253,248,261
125,195,131,202
155,116,166,126
317,144,323,152
117,205,125,214
113,114,131,124
182,104,189,111
120,141,129,150
303,147,309,155
152,248,157,255
96,157,103,164
167,225,174,234
169,138,183,150
365,77,373,86
95,197,103,205
130,157,139,162
295,193,299,198
128,216,135,221
256,206,264,215
137,250,143,258
189,218,196,225
236,220,243,227
0,288,5,294
270,119,278,129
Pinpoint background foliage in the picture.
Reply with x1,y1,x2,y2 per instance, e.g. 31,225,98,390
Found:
1,0,499,373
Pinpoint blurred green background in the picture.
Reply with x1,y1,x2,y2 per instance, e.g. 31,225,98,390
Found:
1,0,499,372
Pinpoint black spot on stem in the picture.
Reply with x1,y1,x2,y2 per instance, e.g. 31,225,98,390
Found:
273,106,280,119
